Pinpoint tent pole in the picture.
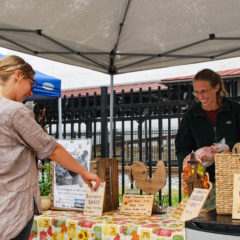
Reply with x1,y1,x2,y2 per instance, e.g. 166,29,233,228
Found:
109,74,114,158
58,97,63,139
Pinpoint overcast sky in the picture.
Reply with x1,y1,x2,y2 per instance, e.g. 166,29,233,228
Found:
1,47,240,91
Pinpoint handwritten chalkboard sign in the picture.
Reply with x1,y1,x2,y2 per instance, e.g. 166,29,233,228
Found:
120,194,154,216
83,182,105,216
180,188,210,222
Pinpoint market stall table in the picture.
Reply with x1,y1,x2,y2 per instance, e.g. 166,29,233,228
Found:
186,209,240,239
29,209,185,239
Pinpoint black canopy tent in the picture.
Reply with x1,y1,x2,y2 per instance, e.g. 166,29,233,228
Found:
1,0,240,156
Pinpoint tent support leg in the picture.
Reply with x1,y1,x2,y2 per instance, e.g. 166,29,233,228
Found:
58,97,63,139
109,74,114,158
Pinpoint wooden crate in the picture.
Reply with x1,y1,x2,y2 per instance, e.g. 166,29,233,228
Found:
90,158,119,212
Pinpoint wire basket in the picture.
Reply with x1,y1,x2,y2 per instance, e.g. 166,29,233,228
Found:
215,143,240,215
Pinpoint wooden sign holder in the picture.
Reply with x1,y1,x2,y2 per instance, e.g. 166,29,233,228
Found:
90,158,119,212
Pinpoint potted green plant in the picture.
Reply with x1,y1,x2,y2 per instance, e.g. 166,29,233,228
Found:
39,162,51,210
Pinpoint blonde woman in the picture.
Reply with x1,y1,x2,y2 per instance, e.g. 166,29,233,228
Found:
0,55,103,240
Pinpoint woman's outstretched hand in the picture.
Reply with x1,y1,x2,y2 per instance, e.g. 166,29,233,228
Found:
81,171,104,191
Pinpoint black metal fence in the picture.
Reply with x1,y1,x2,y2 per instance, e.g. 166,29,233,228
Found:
34,77,240,206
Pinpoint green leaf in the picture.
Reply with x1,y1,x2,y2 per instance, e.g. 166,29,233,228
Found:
39,163,51,196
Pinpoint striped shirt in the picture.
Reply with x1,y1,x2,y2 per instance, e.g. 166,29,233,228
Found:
0,97,56,239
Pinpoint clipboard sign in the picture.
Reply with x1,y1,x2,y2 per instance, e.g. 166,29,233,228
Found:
120,194,154,216
83,182,105,216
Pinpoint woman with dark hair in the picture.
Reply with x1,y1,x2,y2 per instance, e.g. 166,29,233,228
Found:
175,68,240,183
